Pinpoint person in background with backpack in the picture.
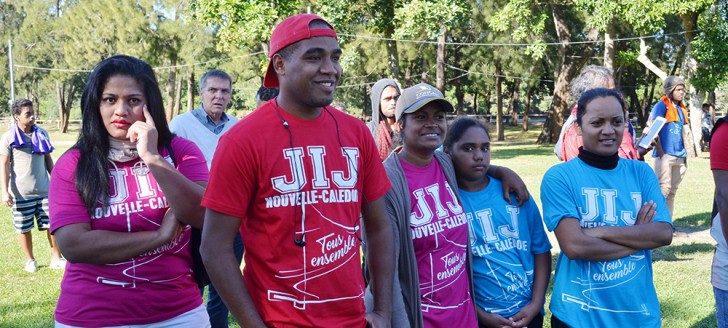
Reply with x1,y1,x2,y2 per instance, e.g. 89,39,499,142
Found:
49,55,210,327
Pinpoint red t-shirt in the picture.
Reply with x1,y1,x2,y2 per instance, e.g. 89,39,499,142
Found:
202,102,391,327
712,122,728,170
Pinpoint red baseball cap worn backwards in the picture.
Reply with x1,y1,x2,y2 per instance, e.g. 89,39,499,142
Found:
263,14,338,88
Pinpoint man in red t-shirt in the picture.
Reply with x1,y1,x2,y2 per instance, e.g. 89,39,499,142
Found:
200,14,394,328
711,117,728,327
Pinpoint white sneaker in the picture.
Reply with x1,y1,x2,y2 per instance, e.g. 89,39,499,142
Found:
24,259,37,273
50,258,67,270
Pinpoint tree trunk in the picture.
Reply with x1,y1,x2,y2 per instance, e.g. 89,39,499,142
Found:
495,64,504,141
63,82,74,133
420,56,428,82
709,91,717,123
385,26,400,79
510,81,520,126
637,38,667,80
604,21,616,71
173,74,182,118
485,88,492,116
55,81,74,133
56,81,64,131
625,86,640,125
260,41,270,58
523,86,532,131
453,46,464,116
639,68,652,128
166,65,177,122
31,92,39,120
187,70,195,112
473,93,478,115
436,24,446,94
537,3,599,144
681,13,702,158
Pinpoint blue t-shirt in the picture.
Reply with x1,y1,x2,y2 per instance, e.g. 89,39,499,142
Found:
541,158,672,328
459,178,551,318
650,101,687,158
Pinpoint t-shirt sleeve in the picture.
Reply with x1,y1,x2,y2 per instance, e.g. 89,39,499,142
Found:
638,162,672,225
650,102,666,119
540,166,580,231
712,123,728,170
525,198,552,254
201,135,254,218
357,124,391,202
170,137,208,182
49,151,89,233
0,131,12,157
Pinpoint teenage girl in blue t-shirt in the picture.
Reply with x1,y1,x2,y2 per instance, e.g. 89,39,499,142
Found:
444,117,552,328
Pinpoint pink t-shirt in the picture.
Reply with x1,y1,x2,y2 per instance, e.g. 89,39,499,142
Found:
400,158,477,328
49,137,208,327
202,103,391,327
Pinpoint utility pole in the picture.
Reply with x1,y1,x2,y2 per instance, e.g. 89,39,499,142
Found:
8,40,15,103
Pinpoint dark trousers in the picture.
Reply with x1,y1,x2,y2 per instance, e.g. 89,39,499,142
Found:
550,314,571,328
528,312,544,328
206,233,244,328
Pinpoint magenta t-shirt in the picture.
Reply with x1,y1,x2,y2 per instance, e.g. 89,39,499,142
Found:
401,158,477,328
49,137,208,327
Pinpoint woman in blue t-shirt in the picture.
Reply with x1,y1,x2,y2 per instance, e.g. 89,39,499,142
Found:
541,88,673,328
444,117,552,328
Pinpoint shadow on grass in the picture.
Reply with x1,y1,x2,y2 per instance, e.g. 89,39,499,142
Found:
675,212,712,230
690,312,718,328
492,145,555,160
653,243,715,262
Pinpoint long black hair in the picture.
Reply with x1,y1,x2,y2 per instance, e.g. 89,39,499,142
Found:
74,55,172,215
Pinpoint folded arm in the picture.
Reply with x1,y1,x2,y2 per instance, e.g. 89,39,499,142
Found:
583,222,673,250
53,209,181,264
554,218,639,261
582,201,672,250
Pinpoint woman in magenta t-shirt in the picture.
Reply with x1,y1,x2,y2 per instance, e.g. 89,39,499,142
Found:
49,55,210,327
370,83,478,327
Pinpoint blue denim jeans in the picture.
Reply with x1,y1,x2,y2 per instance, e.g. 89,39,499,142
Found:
207,233,244,328
716,287,728,328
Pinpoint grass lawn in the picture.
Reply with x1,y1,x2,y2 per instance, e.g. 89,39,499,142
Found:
0,122,717,327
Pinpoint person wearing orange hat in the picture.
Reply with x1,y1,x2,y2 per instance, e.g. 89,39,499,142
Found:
200,14,394,328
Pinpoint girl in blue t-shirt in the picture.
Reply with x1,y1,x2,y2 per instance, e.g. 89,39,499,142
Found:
444,117,552,328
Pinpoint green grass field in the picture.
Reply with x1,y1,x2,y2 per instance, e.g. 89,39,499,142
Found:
0,123,717,327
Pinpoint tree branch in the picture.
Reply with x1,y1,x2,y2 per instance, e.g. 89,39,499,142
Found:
637,38,667,80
